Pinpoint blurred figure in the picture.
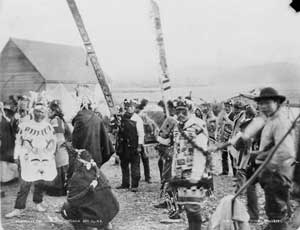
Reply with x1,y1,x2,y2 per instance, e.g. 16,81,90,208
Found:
154,100,182,221
135,98,153,183
194,107,203,119
228,101,247,176
216,101,234,176
44,100,70,196
0,102,18,183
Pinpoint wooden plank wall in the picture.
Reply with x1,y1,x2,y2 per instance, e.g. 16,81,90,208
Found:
0,40,45,101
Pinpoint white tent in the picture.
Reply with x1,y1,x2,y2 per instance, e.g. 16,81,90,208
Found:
93,84,110,116
46,83,78,122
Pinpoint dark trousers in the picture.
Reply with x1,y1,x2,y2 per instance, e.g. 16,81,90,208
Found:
235,169,259,221
158,156,164,181
120,149,141,188
294,147,300,186
45,165,68,196
259,169,292,230
157,145,172,183
185,204,202,230
246,183,259,221
222,149,236,175
14,179,44,209
140,146,151,181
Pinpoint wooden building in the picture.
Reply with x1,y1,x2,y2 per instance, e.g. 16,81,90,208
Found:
0,38,99,101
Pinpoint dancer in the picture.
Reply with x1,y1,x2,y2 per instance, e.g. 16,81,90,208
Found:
170,97,213,230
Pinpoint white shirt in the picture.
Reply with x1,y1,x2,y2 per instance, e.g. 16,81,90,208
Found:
131,113,145,145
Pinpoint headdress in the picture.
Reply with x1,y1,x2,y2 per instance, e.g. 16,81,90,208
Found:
173,97,193,110
123,99,135,108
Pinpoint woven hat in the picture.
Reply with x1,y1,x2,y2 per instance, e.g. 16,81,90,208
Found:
254,87,286,104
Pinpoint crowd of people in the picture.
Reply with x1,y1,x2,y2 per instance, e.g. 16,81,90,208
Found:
0,86,300,230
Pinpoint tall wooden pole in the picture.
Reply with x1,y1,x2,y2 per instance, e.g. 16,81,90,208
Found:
150,0,171,117
66,0,115,114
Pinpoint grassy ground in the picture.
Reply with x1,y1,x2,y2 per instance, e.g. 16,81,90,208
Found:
1,154,299,230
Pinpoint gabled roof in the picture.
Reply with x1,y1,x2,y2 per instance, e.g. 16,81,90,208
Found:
9,38,104,84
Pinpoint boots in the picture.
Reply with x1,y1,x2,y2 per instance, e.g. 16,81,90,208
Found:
264,222,290,230
187,211,202,230
188,221,202,230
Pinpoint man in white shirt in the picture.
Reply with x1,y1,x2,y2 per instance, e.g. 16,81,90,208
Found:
255,87,295,230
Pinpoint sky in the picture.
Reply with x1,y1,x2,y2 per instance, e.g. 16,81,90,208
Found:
1,0,300,88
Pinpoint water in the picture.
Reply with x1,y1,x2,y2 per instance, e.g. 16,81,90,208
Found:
111,83,300,104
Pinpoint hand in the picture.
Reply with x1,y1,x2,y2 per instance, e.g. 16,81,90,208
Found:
137,144,142,153
14,158,20,166
89,180,98,192
207,146,218,153
255,151,269,164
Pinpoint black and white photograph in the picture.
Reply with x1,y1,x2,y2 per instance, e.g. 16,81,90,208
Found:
1,0,300,229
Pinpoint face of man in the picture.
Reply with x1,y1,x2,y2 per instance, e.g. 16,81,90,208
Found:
125,105,135,114
176,107,191,123
224,104,231,114
19,109,27,118
201,105,209,114
257,99,279,117
195,109,202,117
33,109,45,122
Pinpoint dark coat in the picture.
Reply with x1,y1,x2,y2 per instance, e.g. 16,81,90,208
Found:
72,110,114,167
62,150,119,228
0,116,16,162
115,113,138,160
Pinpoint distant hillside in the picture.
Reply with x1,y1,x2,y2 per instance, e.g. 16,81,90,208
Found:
212,62,300,87
111,62,300,88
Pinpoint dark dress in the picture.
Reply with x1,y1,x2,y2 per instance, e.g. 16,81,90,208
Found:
0,116,16,163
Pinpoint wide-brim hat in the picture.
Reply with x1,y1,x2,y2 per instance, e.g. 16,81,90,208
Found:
254,87,286,104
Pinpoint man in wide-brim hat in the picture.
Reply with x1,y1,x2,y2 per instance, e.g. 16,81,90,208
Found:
254,87,295,230
254,87,286,105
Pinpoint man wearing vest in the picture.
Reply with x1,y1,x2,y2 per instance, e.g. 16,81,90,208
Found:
254,87,295,230
116,99,144,192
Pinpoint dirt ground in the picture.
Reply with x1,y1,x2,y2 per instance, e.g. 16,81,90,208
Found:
1,154,299,230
